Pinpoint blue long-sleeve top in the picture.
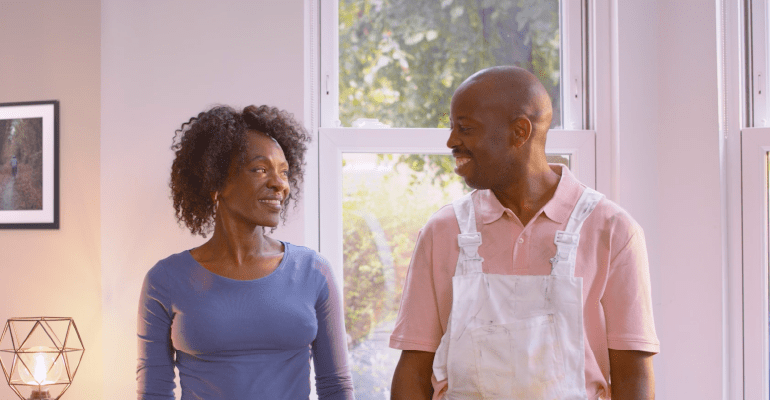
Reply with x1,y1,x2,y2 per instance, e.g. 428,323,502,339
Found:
137,242,355,399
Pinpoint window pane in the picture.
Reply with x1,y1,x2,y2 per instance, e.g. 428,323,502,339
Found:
343,153,469,399
339,0,561,129
547,153,570,168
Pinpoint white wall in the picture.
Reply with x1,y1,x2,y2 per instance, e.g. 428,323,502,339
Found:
100,1,306,397
656,2,723,397
0,1,103,399
616,0,724,398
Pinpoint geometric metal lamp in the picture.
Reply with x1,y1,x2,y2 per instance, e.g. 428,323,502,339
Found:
0,318,84,400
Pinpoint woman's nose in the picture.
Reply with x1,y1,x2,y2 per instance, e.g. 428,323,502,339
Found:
267,172,289,192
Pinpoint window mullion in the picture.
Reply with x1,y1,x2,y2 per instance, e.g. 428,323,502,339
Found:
750,0,768,126
562,0,586,130
320,0,339,128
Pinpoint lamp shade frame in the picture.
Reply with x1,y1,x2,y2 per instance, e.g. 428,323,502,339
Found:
0,317,84,400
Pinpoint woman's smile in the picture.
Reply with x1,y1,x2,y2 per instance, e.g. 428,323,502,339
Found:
258,198,282,211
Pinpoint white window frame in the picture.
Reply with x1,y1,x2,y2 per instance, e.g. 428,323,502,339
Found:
723,1,770,398
750,0,769,126
301,2,615,399
719,0,745,397
303,2,610,399
742,128,770,400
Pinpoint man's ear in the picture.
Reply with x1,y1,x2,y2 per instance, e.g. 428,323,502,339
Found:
510,117,532,148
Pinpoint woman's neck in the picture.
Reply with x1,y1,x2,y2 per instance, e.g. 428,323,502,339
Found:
195,215,279,267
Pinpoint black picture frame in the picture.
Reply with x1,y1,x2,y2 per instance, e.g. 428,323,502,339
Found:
0,100,59,229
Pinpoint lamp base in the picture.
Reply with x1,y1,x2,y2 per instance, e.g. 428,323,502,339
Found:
28,389,51,399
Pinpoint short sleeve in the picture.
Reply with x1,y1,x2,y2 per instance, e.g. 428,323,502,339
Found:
137,264,176,399
602,223,660,353
310,255,355,400
389,226,444,352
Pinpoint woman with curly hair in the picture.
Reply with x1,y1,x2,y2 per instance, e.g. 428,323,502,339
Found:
137,105,354,399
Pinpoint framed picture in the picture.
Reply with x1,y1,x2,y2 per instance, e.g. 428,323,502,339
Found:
0,100,59,229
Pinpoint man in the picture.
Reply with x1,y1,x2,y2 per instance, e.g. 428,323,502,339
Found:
10,155,17,178
389,66,658,400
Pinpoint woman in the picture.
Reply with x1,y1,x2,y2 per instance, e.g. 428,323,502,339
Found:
137,105,354,399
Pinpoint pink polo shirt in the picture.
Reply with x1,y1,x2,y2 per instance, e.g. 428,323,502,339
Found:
389,165,659,400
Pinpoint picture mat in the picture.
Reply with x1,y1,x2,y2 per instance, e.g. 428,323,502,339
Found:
0,103,56,223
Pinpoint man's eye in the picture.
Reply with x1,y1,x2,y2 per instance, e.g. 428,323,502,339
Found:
251,167,266,173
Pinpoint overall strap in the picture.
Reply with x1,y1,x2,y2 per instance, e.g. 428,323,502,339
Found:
452,191,483,276
550,187,604,277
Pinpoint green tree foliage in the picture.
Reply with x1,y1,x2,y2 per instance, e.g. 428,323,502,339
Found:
343,156,468,346
343,211,387,345
339,0,560,129
380,153,469,191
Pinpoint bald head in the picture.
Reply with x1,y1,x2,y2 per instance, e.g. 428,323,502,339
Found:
455,66,553,145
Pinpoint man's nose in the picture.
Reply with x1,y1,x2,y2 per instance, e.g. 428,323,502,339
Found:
446,128,460,149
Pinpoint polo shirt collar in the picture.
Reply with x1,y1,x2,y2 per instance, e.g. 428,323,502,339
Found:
542,164,583,224
478,164,584,225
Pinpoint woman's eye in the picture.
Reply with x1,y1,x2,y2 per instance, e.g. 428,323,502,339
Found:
282,170,290,177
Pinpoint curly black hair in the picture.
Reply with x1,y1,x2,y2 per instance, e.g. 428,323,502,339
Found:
170,105,310,237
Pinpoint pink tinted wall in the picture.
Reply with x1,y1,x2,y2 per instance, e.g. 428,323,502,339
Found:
617,0,724,398
100,0,306,398
0,1,103,399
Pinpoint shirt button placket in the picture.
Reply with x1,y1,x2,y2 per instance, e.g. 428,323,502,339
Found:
514,235,526,270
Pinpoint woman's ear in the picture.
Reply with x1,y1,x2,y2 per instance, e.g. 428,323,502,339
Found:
212,191,219,211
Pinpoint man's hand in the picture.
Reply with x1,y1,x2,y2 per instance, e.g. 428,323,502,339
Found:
391,350,435,400
609,349,655,400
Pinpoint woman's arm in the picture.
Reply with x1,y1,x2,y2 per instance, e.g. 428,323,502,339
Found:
137,266,176,400
311,256,355,400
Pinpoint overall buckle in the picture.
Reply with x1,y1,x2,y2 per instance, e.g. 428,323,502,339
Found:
458,233,483,262
458,233,482,247
554,231,580,245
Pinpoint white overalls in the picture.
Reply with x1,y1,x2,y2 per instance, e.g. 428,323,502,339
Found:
433,187,604,400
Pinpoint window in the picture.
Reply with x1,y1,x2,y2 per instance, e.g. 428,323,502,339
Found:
313,1,599,398
741,128,770,399
337,0,564,128
734,1,770,397
324,0,586,129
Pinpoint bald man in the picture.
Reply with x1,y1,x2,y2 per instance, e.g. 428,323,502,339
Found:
389,66,658,400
